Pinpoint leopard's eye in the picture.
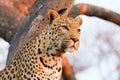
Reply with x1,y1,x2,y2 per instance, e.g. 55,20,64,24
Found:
61,25,69,31
77,29,81,32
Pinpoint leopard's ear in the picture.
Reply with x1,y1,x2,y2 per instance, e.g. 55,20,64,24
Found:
48,9,60,24
75,17,82,27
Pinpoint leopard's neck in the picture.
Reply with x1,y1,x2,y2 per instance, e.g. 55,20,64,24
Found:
15,28,65,79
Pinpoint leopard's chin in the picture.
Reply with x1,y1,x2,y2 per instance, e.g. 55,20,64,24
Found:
66,41,80,53
66,46,76,53
60,40,80,53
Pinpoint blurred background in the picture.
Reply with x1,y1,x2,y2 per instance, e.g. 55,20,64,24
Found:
0,0,120,80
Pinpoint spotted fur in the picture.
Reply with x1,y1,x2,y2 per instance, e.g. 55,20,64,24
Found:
0,9,82,80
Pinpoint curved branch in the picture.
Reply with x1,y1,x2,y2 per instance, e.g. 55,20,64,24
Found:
69,3,120,26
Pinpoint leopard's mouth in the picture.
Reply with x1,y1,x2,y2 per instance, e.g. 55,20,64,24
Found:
61,40,80,53
66,42,79,53
69,45,77,50
66,46,76,53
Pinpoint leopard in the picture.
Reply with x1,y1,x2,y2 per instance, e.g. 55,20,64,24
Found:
0,9,82,80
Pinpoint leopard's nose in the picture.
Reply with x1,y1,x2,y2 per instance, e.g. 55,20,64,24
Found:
71,38,79,42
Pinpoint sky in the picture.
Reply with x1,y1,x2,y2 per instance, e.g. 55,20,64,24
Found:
75,0,120,13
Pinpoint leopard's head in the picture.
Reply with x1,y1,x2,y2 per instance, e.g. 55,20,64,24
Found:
47,9,82,53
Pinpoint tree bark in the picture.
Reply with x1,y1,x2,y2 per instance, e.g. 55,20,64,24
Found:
0,0,25,43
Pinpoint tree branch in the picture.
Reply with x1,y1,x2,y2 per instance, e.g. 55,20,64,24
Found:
69,3,120,26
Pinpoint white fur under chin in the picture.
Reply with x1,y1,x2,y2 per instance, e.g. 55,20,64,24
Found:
66,47,76,53
66,41,80,53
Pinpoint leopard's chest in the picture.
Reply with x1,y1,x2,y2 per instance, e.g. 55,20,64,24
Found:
34,61,62,80
35,55,62,79
19,53,63,80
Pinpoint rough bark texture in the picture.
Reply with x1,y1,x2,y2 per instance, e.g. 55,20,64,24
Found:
69,3,120,25
10,0,35,15
0,0,35,43
0,0,25,43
